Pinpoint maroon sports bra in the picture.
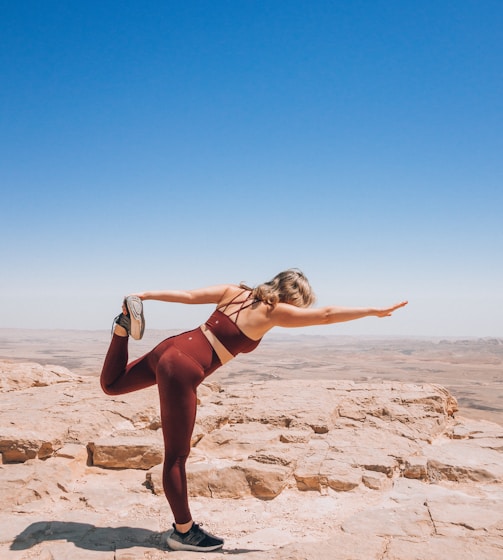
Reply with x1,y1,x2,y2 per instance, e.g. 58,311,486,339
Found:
204,290,262,356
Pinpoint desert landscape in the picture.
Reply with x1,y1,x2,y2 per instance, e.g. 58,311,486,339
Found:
1,329,502,559
1,328,501,425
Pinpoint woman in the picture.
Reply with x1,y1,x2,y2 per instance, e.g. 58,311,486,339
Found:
100,269,407,552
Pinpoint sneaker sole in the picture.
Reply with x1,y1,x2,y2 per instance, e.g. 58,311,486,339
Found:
166,536,223,552
125,296,145,340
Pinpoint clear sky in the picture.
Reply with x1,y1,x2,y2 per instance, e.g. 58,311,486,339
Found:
1,0,502,337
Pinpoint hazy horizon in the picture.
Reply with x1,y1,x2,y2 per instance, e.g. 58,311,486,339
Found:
0,326,501,342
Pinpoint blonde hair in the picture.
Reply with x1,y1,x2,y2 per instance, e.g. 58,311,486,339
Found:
242,269,315,308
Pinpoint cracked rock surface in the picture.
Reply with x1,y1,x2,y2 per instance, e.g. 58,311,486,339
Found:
1,361,502,559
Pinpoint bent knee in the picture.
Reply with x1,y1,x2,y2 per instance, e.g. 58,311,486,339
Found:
100,380,121,395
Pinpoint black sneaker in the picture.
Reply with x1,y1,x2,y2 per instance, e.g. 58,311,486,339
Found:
166,523,224,552
124,295,145,340
112,313,131,336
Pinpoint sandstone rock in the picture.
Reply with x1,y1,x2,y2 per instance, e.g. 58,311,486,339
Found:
426,493,503,535
386,536,503,560
88,435,163,469
187,460,251,498
319,458,361,491
242,459,292,499
290,412,332,433
54,443,89,461
348,446,398,477
342,503,433,538
257,532,388,560
146,457,291,501
0,431,62,463
195,422,281,459
0,362,77,392
224,381,340,430
279,429,312,444
0,373,161,464
362,470,392,490
399,383,458,417
425,439,503,482
294,454,324,491
338,403,366,421
450,418,503,440
403,455,428,480
190,402,228,446
248,445,300,467
0,458,73,507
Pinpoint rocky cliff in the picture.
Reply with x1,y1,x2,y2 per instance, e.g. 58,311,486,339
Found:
1,361,502,559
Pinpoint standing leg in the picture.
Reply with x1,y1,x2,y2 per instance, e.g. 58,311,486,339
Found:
155,346,201,524
156,344,224,552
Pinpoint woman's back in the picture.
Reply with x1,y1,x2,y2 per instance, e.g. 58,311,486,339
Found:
214,286,273,342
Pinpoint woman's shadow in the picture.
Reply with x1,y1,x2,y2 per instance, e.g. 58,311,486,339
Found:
11,521,165,552
11,520,260,554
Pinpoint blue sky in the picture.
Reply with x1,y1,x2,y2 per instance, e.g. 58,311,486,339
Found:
1,0,502,337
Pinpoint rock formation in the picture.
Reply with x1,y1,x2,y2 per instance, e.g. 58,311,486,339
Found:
1,361,502,559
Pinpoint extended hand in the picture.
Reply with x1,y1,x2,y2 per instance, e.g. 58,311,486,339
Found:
375,300,408,318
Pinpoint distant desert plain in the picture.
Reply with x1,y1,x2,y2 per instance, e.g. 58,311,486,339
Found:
0,328,501,426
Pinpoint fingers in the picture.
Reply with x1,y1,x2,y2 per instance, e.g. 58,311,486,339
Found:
391,300,408,311
377,300,408,318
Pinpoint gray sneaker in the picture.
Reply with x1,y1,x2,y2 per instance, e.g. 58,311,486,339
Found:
124,295,145,340
166,523,224,552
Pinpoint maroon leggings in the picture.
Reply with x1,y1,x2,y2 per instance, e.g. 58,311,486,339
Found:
100,328,221,524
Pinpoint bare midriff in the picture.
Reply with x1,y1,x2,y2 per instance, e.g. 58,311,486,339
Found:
200,324,234,365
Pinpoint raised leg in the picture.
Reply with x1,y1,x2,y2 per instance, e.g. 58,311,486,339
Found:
100,333,157,395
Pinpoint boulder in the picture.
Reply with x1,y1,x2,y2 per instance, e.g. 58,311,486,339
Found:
320,459,361,491
0,362,77,392
87,435,163,470
242,459,292,499
425,439,503,482
402,455,428,480
362,470,392,491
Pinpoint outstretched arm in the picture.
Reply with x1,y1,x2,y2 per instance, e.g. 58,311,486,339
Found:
132,285,234,305
269,300,408,328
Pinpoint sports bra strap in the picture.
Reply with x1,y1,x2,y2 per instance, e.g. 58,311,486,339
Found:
227,299,257,321
218,289,256,322
218,289,247,312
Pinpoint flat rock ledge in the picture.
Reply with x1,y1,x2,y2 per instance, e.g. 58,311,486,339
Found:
1,361,502,559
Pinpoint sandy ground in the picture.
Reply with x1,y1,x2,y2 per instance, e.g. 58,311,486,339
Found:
0,328,501,426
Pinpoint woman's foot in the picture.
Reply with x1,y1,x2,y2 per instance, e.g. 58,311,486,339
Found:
124,295,145,340
166,522,224,552
112,313,131,337
110,296,145,339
